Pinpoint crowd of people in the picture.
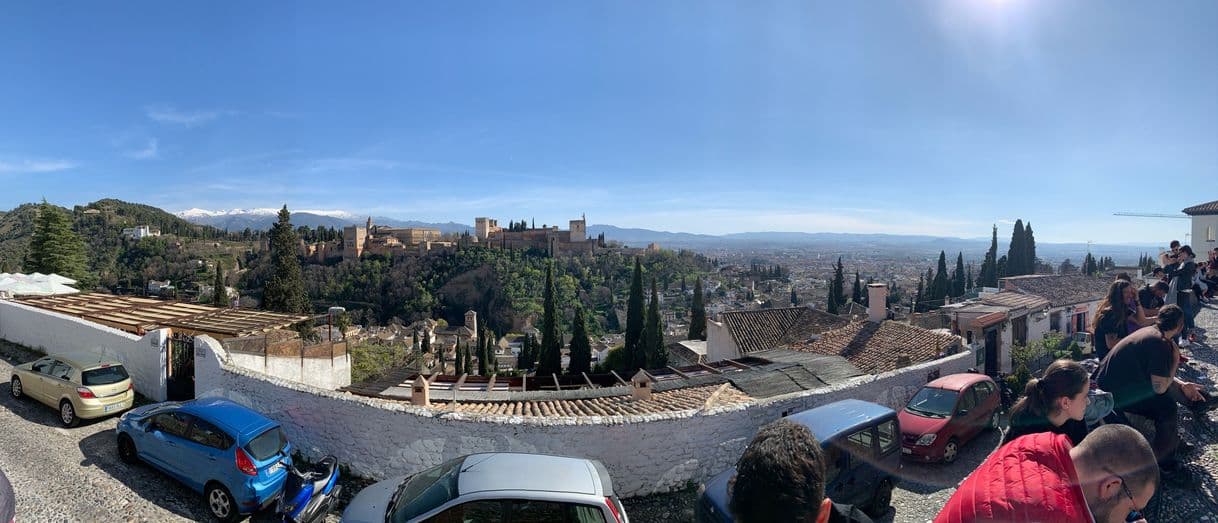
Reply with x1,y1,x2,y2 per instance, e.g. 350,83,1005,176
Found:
720,242,1216,522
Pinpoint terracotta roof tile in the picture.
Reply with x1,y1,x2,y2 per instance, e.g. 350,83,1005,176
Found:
786,321,962,374
1183,200,1218,216
1000,275,1111,307
718,307,850,354
430,384,752,417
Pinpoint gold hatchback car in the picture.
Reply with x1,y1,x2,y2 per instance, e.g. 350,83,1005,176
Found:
9,352,135,427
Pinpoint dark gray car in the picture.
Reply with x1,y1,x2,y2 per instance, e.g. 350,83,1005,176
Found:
0,467,14,523
342,453,628,523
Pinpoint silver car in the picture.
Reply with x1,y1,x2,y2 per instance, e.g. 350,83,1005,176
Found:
342,453,628,523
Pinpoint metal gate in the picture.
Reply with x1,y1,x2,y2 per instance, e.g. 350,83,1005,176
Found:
167,333,196,401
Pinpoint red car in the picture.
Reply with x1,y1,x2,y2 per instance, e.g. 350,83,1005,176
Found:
898,373,1001,463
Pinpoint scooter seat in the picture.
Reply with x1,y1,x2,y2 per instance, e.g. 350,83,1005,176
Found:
311,457,338,495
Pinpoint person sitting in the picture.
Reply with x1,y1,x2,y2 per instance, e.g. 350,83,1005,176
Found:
1095,305,1204,480
1138,281,1169,317
1114,274,1156,328
1092,280,1134,360
935,424,1158,523
1002,359,1090,446
730,419,873,523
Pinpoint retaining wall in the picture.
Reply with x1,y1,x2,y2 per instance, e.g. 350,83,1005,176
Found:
0,300,168,401
196,335,974,497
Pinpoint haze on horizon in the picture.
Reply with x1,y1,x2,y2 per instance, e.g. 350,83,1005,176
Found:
1,1,1214,244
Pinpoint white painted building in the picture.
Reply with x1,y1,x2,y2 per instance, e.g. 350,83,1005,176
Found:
1184,199,1218,253
121,225,161,240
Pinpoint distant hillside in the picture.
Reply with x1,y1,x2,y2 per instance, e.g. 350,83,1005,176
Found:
178,209,472,235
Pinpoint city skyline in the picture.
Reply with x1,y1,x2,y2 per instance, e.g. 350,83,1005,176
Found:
2,1,1215,243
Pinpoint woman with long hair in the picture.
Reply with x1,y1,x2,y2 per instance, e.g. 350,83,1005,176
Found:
1002,359,1091,446
1092,280,1133,360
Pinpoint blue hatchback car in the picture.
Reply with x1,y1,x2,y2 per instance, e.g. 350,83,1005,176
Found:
696,399,902,522
115,398,293,522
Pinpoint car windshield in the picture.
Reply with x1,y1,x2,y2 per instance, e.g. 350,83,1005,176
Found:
81,365,129,386
906,387,958,418
245,426,287,461
389,457,464,523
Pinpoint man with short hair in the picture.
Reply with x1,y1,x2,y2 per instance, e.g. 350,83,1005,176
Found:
935,425,1158,523
1138,281,1169,316
730,419,873,523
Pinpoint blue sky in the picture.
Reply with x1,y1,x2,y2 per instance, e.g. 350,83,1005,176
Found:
1,1,1214,244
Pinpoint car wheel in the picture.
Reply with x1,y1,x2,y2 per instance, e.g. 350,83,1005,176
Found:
10,376,23,399
118,434,139,465
865,479,894,518
205,483,239,522
987,411,1000,430
59,400,80,427
942,438,960,464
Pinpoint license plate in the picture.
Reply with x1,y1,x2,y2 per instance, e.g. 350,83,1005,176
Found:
104,404,123,413
901,447,912,454
268,461,283,474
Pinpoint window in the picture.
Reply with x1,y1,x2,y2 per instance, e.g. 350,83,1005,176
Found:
152,412,191,438
427,500,506,523
508,500,606,523
391,458,464,523
1209,225,1216,243
245,426,287,460
957,387,977,414
188,419,232,450
31,359,52,374
973,382,995,403
823,446,844,484
876,420,898,455
82,365,129,386
846,427,874,457
48,361,73,381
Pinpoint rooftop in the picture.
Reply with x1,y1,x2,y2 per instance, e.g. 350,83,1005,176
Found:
717,306,850,355
999,274,1112,307
786,320,962,374
13,293,309,338
1183,199,1218,216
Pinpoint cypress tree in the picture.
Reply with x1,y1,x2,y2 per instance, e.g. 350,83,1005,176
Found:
644,279,667,368
422,331,431,353
952,252,966,298
1024,222,1037,274
604,294,621,332
477,330,488,375
455,341,465,375
464,340,473,375
538,262,563,375
24,200,91,286
264,206,310,313
913,275,925,313
930,251,950,307
851,271,862,304
979,225,999,287
827,257,845,314
212,262,228,307
1007,220,1026,276
966,264,974,291
625,257,646,371
688,278,706,341
568,305,592,374
486,329,497,373
790,286,799,306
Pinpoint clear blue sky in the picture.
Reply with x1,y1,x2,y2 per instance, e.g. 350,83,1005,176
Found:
1,1,1214,243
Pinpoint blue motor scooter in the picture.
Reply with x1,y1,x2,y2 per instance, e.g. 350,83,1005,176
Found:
277,455,341,523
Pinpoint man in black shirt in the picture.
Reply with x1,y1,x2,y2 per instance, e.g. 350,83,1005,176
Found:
1138,281,1168,316
1096,305,1202,478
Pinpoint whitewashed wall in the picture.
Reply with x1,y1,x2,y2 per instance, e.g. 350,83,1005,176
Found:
0,300,168,401
226,349,351,390
196,335,974,497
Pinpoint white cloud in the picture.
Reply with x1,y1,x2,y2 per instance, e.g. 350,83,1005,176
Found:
124,138,159,160
145,105,229,126
0,157,78,174
304,157,399,173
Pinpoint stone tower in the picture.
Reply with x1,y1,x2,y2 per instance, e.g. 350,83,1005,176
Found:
569,214,587,241
465,310,477,336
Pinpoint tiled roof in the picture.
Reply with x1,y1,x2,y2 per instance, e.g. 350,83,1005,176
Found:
718,307,850,354
1000,275,1111,307
787,321,962,374
840,302,869,321
1183,200,1218,216
430,384,753,417
980,292,1050,310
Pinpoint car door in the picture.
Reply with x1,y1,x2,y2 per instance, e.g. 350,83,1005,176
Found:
24,358,54,403
973,381,997,423
143,411,194,480
954,386,981,441
508,499,607,523
181,417,234,492
43,360,75,404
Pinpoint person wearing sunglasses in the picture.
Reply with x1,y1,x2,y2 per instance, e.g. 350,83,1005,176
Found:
935,424,1157,523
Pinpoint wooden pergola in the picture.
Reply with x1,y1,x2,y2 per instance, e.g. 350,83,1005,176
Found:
15,293,308,338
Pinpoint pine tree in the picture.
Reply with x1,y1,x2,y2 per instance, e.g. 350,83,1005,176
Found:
625,257,646,371
1007,220,1026,276
952,252,966,298
568,305,592,374
212,262,228,307
827,257,845,314
604,294,621,332
688,278,706,341
538,262,563,375
644,279,667,368
24,200,91,286
930,251,950,307
264,206,310,313
851,271,862,304
1024,222,1037,274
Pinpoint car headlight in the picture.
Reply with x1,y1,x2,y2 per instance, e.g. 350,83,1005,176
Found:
916,434,937,446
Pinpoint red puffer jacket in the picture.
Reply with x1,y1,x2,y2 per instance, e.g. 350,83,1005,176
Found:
934,432,1092,523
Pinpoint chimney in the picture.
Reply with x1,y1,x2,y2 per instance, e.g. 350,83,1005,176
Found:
630,370,653,401
411,376,431,407
867,283,888,323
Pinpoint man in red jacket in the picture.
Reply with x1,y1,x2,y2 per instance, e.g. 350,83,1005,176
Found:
935,424,1158,523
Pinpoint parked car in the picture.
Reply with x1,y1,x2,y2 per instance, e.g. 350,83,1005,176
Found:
0,467,14,523
899,373,1001,464
115,397,293,522
9,351,135,427
342,452,628,523
696,399,902,521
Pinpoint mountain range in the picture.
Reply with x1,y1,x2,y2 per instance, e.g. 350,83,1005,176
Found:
175,208,473,235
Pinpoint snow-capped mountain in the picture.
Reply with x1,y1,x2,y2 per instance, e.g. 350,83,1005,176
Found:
175,208,472,234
